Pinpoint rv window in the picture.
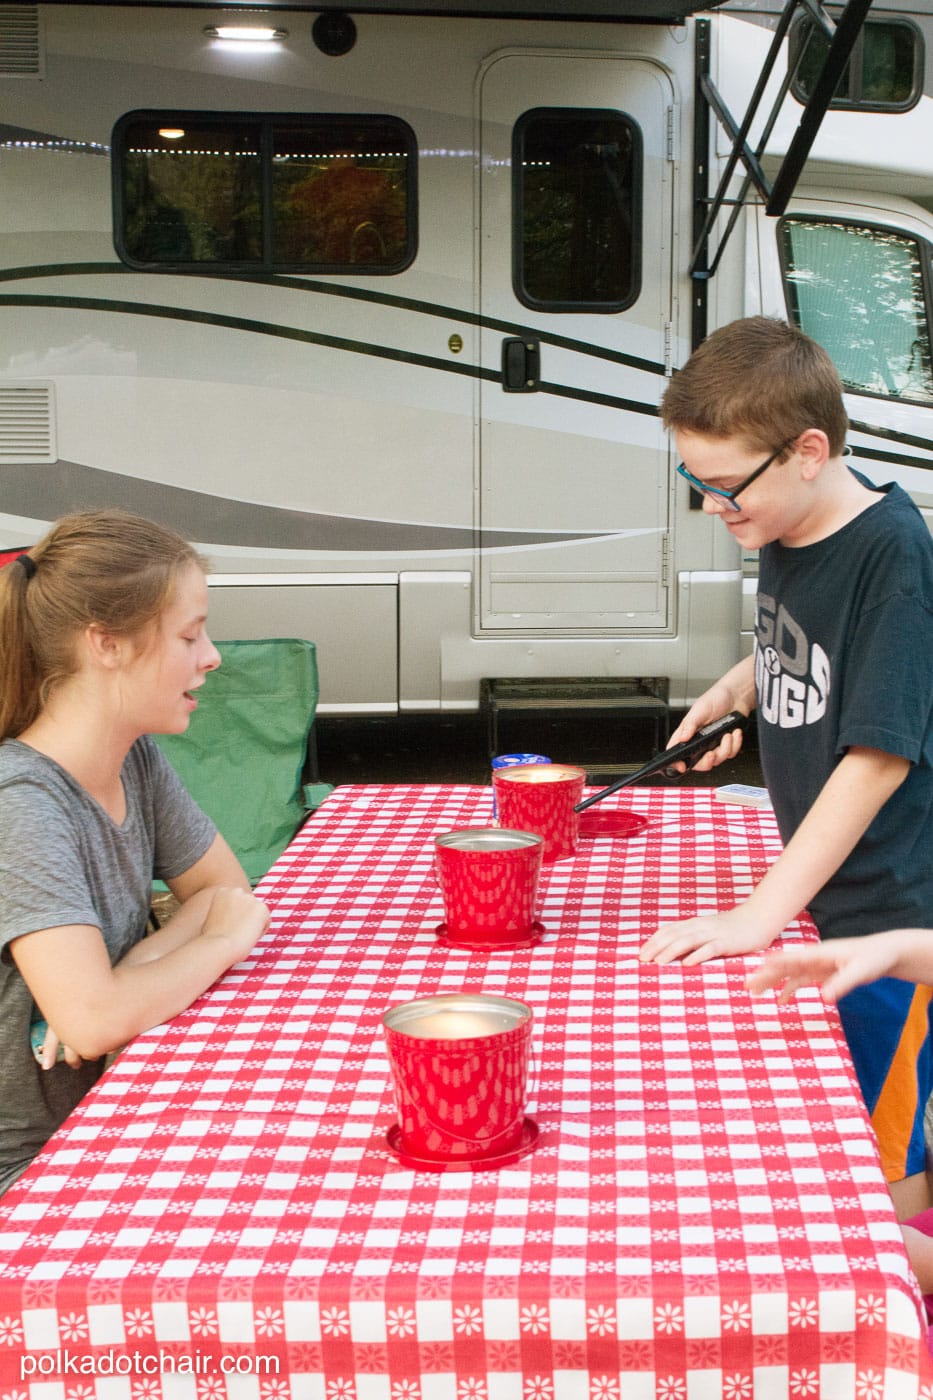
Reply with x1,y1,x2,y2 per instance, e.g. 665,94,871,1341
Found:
780,219,933,406
790,16,921,112
271,124,411,268
513,109,641,312
114,113,416,272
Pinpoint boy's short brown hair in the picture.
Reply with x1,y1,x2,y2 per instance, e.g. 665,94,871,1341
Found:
660,316,849,456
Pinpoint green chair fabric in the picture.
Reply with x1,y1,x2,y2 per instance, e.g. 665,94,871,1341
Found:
154,638,331,884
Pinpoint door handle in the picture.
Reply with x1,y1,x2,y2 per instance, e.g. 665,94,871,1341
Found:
501,337,540,392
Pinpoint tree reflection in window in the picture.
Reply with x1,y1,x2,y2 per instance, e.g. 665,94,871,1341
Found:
115,114,415,273
514,108,641,312
120,121,262,264
781,219,933,406
272,127,409,268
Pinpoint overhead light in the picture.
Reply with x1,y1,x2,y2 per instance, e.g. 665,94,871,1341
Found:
204,25,287,42
158,128,185,140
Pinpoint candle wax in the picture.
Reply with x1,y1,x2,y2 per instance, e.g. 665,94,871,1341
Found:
402,1010,510,1040
445,834,533,850
499,765,577,784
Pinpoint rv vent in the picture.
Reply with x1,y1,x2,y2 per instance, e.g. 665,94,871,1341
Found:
0,5,41,78
0,384,56,464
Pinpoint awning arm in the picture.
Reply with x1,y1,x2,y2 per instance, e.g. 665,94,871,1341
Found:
766,0,873,213
689,0,873,283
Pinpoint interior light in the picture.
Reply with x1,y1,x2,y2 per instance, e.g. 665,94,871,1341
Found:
158,128,185,140
204,25,287,42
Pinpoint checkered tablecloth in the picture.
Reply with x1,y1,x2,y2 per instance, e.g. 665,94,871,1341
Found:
1,784,931,1400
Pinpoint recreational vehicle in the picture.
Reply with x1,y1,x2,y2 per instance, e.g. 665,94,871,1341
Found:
1,0,931,721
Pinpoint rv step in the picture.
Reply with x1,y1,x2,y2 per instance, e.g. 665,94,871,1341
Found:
480,677,669,760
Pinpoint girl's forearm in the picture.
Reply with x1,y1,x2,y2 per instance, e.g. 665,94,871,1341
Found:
884,928,933,985
121,887,218,965
17,891,268,1061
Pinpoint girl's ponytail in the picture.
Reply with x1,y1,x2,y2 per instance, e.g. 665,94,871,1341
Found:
0,554,44,740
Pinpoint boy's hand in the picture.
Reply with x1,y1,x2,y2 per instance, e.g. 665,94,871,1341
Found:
664,710,748,776
640,908,776,966
664,665,753,775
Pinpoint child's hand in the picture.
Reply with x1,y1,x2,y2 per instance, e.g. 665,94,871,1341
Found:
746,933,904,1004
34,1022,83,1070
663,694,748,776
201,887,270,964
640,908,777,966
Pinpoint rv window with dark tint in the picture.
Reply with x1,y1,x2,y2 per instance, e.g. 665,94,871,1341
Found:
780,218,933,405
514,109,641,312
271,124,412,267
790,17,921,111
119,119,263,263
114,113,416,272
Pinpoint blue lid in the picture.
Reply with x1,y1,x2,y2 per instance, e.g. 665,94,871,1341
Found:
491,753,551,769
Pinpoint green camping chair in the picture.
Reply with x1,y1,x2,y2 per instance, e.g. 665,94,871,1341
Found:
154,638,332,884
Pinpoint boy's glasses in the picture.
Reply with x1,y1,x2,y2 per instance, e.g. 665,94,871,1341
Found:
676,439,795,512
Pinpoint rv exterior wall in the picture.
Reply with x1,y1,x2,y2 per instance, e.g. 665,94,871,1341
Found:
1,5,931,710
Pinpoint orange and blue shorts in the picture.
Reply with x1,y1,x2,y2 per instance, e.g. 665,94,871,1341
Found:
836,977,933,1183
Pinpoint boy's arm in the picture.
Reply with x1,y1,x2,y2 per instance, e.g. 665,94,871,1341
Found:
640,745,909,965
746,927,933,1004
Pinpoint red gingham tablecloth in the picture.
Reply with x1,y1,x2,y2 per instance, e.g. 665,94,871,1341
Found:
1,784,931,1400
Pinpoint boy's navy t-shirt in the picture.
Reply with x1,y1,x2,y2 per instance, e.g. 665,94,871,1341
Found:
755,477,933,940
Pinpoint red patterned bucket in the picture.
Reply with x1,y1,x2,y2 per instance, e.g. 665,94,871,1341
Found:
492,763,586,862
434,828,543,947
382,994,535,1167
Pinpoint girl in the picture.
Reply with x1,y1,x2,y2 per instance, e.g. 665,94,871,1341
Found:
0,510,269,1195
748,932,933,1310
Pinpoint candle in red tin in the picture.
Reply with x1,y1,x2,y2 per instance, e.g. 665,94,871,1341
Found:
492,763,586,862
434,827,543,947
382,994,535,1167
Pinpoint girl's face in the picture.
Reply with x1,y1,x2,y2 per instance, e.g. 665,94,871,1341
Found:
122,562,221,735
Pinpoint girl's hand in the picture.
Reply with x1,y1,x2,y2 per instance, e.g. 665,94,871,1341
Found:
37,1024,84,1070
201,887,270,963
745,932,908,1004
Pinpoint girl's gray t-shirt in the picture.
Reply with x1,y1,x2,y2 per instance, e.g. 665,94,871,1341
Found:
0,735,216,1195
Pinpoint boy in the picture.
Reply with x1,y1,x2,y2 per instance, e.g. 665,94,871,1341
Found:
639,316,933,1220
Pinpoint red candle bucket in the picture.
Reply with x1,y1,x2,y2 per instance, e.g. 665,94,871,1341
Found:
434,828,544,948
382,993,537,1169
492,763,586,862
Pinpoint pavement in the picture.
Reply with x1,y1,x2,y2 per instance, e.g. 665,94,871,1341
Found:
313,710,766,791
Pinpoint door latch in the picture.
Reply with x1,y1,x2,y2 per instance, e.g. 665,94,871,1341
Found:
501,337,540,392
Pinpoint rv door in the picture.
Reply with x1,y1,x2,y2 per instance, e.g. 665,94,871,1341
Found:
478,51,676,635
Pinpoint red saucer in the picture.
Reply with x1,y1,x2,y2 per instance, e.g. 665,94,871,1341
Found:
578,810,648,840
386,1118,539,1171
434,920,546,950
